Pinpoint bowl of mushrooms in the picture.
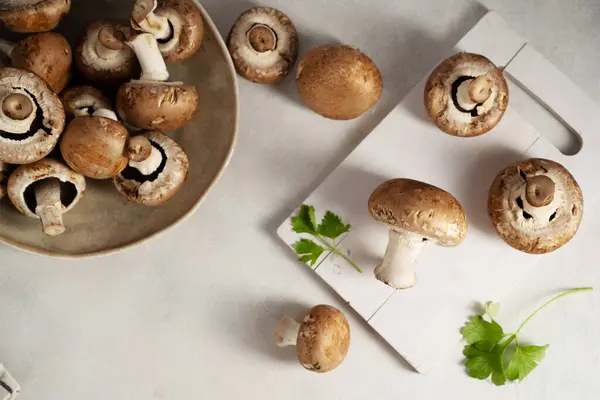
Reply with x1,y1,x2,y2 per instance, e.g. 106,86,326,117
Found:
0,0,238,257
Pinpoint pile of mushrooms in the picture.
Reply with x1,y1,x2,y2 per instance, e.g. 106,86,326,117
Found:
0,1,198,236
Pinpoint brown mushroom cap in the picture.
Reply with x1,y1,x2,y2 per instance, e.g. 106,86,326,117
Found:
0,67,65,164
116,81,198,131
368,178,468,246
488,158,583,254
10,32,72,93
75,21,139,85
424,52,508,137
227,7,298,84
114,130,189,206
296,305,350,373
60,85,111,120
60,115,129,179
0,0,71,33
296,44,382,120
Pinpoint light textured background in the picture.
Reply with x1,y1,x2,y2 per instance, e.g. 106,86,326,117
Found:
1,0,599,399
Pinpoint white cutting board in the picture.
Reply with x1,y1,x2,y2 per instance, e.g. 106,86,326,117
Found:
277,11,600,374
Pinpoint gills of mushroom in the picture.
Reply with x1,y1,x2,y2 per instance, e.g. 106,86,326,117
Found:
369,178,468,289
125,33,169,82
34,178,66,236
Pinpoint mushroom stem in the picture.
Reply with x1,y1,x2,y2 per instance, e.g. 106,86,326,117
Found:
128,140,162,174
247,24,277,52
274,315,301,347
126,135,153,162
126,33,169,82
92,108,119,121
468,75,493,103
526,175,556,208
0,38,15,58
375,229,427,289
34,179,66,236
95,26,126,59
2,93,34,121
132,0,171,40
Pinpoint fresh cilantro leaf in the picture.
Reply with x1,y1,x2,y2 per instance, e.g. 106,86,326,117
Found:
505,344,549,381
484,301,500,319
461,315,504,345
463,340,509,386
317,211,352,239
293,239,324,266
291,205,317,234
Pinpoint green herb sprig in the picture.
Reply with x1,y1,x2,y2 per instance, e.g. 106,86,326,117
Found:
462,287,593,385
291,204,362,272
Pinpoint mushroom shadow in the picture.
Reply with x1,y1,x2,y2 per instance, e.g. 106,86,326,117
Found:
456,146,524,237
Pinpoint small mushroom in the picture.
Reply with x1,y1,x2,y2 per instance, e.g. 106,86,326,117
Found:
7,158,85,236
116,33,198,130
131,0,203,63
74,21,140,86
227,7,298,84
275,305,350,373
0,0,71,33
488,158,583,254
0,68,65,164
0,362,21,400
368,179,468,289
59,107,145,180
296,44,382,120
114,130,188,206
424,52,508,137
60,85,112,120
0,32,72,93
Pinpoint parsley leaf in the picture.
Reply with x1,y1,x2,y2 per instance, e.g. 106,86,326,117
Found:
290,205,362,272
460,288,592,386
505,344,549,381
293,239,324,266
317,211,352,239
461,315,504,345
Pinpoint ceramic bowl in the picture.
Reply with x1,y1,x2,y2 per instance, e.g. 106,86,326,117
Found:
0,0,238,257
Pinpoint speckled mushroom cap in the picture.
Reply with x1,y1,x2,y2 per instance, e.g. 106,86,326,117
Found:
75,21,139,85
60,86,112,120
0,0,71,33
227,7,298,84
7,158,85,218
488,158,583,254
424,52,508,137
368,178,468,246
0,68,65,164
296,305,350,373
132,0,204,63
296,44,383,120
114,130,189,206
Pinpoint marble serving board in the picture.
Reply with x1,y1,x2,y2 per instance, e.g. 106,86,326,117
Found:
277,11,599,374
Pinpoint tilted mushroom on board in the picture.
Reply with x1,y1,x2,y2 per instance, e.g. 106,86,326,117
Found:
7,158,86,236
114,130,189,206
368,178,468,289
275,305,350,373
0,0,71,33
488,158,583,254
296,44,383,120
424,52,508,137
227,7,298,84
60,85,112,120
0,68,65,164
116,33,199,131
75,21,139,86
0,32,72,93
131,0,203,63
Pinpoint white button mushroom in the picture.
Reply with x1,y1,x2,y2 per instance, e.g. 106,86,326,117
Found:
424,52,508,137
296,44,383,120
74,21,140,86
488,158,583,254
0,68,65,164
60,85,112,120
275,305,350,373
368,179,468,289
0,0,71,33
227,7,298,84
116,33,199,131
0,32,72,93
7,158,86,236
113,130,189,206
0,362,20,400
130,0,203,63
